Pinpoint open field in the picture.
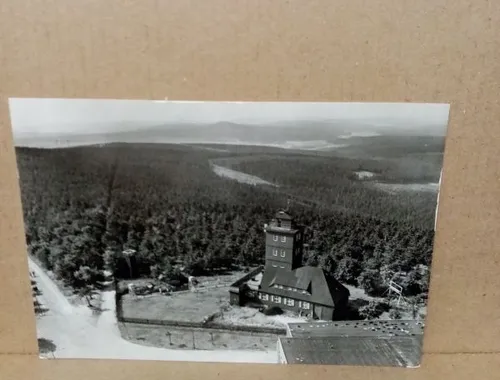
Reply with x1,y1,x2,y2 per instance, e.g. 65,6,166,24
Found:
212,164,278,187
373,182,439,194
122,287,230,323
120,271,252,323
119,322,280,351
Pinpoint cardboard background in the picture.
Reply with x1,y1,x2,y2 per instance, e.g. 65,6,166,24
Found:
1,0,499,378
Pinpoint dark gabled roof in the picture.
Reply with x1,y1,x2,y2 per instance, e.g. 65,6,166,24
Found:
260,266,349,307
272,269,311,290
278,335,422,367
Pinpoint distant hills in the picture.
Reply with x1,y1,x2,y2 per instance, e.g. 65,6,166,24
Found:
13,119,447,150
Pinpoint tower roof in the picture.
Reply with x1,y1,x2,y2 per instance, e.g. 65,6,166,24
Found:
275,210,293,221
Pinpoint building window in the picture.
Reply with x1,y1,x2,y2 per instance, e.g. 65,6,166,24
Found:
280,266,285,269
273,296,281,303
261,294,269,301
281,236,286,242
297,233,301,240
280,250,286,257
285,298,294,306
272,264,277,268
273,235,278,242
273,249,278,256
302,302,310,310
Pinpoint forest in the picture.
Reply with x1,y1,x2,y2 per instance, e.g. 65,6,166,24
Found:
16,141,440,301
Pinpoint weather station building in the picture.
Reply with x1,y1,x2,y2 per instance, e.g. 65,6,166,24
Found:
229,209,350,321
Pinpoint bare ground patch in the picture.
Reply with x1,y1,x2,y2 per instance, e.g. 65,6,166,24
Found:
119,322,279,351
214,306,306,329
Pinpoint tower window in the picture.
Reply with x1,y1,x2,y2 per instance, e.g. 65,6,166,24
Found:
280,250,286,257
273,249,278,256
273,235,278,242
281,236,287,243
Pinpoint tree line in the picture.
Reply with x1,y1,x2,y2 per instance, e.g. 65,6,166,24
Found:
17,144,437,300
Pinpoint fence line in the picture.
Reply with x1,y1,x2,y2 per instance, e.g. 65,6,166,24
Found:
118,315,286,335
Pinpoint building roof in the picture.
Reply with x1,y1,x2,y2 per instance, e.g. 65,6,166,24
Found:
278,335,422,367
275,210,293,220
264,225,300,234
286,320,425,338
260,266,349,307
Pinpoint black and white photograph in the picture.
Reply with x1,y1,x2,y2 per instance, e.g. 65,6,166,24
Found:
9,98,449,367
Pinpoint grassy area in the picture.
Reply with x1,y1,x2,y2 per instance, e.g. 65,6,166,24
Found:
119,322,280,351
122,287,230,323
120,271,255,324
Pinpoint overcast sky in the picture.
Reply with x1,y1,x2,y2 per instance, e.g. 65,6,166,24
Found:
9,98,450,135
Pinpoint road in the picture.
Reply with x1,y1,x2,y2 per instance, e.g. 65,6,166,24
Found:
29,257,277,363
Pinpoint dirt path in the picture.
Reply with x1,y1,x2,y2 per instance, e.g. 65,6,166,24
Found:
29,258,73,315
30,258,277,363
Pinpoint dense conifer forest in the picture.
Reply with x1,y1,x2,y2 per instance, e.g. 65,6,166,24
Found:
16,141,441,301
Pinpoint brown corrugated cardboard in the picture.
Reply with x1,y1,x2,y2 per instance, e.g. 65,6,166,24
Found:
0,0,499,379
